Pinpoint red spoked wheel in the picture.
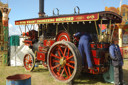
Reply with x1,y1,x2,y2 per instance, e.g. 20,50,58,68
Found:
23,53,35,71
47,41,82,83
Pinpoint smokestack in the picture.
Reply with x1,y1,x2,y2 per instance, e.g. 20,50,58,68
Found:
39,0,45,17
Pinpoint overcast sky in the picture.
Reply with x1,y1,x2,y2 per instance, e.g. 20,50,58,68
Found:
1,0,128,35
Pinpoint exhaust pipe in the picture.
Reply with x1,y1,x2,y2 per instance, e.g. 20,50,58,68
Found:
39,0,45,17
38,0,45,36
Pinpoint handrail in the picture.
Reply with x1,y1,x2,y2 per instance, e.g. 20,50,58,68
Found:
74,6,80,14
53,8,59,16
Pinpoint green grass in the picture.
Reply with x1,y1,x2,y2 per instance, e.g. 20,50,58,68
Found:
0,59,128,85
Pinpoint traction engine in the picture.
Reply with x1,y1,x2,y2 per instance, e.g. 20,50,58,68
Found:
15,7,122,83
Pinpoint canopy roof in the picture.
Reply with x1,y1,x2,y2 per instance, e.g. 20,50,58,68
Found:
15,11,122,25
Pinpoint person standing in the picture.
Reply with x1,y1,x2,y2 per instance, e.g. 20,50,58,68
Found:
73,32,93,69
109,40,124,85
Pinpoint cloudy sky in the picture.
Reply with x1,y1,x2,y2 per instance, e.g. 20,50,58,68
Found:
1,0,128,35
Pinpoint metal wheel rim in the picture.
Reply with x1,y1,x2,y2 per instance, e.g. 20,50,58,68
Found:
24,54,34,71
49,44,76,81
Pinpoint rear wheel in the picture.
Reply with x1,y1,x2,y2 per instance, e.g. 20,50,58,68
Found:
47,41,82,83
23,53,35,71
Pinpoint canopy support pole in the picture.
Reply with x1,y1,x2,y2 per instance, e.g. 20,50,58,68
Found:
56,24,58,35
94,21,99,42
109,20,112,42
100,19,102,42
26,25,30,31
38,24,40,38
19,25,22,34
25,25,26,39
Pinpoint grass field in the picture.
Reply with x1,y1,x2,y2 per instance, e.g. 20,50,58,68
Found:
0,60,128,85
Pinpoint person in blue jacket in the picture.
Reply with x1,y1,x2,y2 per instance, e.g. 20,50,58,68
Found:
109,39,124,85
74,32,93,69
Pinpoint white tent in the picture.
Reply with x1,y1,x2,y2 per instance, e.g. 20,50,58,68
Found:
10,37,34,66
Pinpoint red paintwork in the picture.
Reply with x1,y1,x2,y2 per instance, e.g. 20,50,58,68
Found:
37,51,45,61
56,31,70,41
90,43,109,49
43,40,55,46
84,43,110,74
22,32,29,36
38,45,45,52
24,40,33,46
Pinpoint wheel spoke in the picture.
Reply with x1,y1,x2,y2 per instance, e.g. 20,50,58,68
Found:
28,56,29,60
58,50,62,58
63,47,67,57
64,66,69,77
60,68,65,78
53,59,60,63
58,46,64,56
51,53,60,59
25,58,29,61
57,66,61,76
29,57,32,61
66,55,73,60
66,63,74,69
51,64,60,70
29,55,30,60
67,48,70,56
68,67,71,76
69,61,75,64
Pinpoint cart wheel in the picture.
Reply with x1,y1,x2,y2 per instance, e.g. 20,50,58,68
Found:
47,41,82,83
23,53,35,71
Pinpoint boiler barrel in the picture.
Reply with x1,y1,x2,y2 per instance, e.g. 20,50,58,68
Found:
6,74,31,85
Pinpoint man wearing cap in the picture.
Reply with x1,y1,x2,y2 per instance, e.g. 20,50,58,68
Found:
109,39,124,85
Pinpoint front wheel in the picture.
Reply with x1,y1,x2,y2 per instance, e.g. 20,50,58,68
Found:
47,41,82,83
23,53,35,71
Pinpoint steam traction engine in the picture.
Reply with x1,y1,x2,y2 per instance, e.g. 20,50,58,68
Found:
15,10,122,83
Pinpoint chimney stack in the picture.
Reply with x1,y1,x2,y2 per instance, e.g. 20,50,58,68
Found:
39,0,45,17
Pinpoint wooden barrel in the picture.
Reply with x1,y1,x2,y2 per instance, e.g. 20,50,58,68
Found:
6,74,31,85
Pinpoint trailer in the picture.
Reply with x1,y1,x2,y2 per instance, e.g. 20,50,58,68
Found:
15,8,122,83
